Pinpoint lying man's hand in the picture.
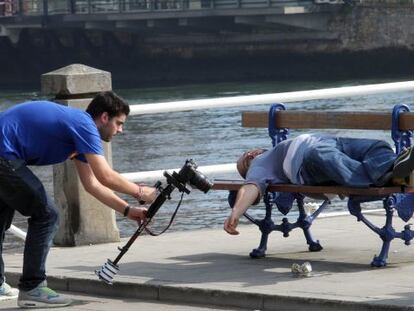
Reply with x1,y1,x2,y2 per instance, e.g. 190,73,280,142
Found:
224,215,240,235
223,184,260,235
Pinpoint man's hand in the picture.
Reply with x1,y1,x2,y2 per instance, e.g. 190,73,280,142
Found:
224,214,240,235
138,185,158,204
127,206,148,222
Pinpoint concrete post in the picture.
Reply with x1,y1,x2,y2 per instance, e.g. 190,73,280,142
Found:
41,64,120,246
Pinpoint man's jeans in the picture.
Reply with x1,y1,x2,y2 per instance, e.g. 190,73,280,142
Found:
0,158,58,291
301,137,397,187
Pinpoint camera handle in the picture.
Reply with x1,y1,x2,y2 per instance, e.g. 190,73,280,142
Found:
115,182,175,265
95,173,191,284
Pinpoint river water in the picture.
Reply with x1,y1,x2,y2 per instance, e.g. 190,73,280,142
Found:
2,78,414,249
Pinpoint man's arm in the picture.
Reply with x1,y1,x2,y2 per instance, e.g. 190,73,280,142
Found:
74,159,148,221
84,153,157,202
224,184,260,235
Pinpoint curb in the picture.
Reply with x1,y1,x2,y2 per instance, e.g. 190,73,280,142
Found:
6,272,414,311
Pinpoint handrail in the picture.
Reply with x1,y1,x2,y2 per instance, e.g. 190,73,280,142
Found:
121,163,236,182
129,80,414,115
7,224,27,240
0,0,316,16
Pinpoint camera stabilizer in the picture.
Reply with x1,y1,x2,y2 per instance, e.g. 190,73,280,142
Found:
95,159,212,285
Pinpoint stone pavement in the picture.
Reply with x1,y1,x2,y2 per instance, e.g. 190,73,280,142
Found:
4,212,414,311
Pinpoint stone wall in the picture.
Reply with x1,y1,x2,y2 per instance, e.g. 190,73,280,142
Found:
1,4,414,86
329,5,414,51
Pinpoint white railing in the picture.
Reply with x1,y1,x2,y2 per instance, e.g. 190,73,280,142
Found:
129,80,414,115
121,163,236,183
8,224,27,240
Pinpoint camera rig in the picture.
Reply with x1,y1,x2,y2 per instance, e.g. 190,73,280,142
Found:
95,159,212,285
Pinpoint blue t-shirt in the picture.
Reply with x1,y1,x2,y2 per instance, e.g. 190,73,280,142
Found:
245,140,291,196
0,101,104,165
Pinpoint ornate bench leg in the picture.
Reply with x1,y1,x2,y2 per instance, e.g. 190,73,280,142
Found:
229,190,275,259
250,198,275,259
348,196,395,267
371,197,396,267
296,195,323,252
249,226,270,258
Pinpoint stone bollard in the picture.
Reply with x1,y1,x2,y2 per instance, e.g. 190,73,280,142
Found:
41,64,120,246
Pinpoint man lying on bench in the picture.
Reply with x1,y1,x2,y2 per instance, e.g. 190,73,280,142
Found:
224,133,414,235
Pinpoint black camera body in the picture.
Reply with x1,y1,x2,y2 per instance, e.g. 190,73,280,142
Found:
147,159,212,219
173,159,213,193
163,159,212,195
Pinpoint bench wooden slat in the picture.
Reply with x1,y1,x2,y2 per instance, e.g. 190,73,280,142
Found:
212,179,414,196
242,111,414,130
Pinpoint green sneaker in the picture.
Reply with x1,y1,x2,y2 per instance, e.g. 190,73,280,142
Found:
0,281,19,300
17,281,72,308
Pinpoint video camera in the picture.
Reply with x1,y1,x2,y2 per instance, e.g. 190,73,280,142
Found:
95,159,212,284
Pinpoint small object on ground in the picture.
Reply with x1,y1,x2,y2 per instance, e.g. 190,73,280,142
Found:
291,262,312,277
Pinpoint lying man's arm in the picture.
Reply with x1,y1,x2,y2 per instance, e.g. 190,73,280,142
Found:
224,184,260,235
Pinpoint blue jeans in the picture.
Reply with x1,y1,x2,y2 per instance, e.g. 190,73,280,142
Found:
0,158,58,291
301,138,396,187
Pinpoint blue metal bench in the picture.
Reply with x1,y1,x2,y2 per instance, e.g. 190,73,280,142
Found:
212,103,414,267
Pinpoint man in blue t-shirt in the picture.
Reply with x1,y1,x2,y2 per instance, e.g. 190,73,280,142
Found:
0,91,157,308
223,134,414,235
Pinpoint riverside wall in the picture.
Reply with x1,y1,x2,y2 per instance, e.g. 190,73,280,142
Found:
1,4,414,86
330,4,414,51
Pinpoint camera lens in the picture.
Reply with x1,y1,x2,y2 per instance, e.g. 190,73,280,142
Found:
189,170,213,193
177,160,213,193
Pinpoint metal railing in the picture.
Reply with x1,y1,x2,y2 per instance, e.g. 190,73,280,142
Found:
128,80,414,116
0,0,327,16
5,0,413,18
8,224,27,240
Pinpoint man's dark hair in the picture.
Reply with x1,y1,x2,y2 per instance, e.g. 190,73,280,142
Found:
86,91,130,119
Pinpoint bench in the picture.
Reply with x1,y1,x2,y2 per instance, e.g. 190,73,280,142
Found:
212,103,414,267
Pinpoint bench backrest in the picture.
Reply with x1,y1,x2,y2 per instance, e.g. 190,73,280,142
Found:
242,103,414,154
242,111,414,130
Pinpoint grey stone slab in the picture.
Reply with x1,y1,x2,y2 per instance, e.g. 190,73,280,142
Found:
41,64,112,96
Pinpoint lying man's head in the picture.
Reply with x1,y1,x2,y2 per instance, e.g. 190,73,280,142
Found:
236,148,267,178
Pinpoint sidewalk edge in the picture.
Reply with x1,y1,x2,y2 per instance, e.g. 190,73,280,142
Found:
5,272,413,311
